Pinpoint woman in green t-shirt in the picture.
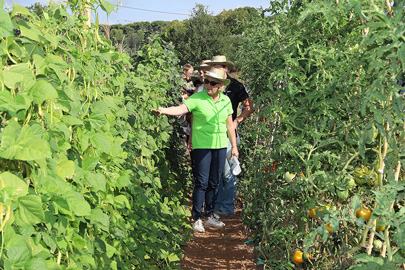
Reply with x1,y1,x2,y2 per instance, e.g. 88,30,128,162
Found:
153,67,238,233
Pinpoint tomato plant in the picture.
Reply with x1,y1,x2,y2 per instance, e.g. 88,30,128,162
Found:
237,0,405,268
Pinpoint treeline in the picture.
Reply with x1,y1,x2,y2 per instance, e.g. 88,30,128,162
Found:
106,4,262,66
25,2,263,66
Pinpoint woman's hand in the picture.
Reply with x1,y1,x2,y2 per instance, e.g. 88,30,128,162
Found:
231,146,239,159
187,136,192,152
153,104,188,116
152,107,164,116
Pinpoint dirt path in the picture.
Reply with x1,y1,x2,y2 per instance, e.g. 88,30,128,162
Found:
180,203,257,270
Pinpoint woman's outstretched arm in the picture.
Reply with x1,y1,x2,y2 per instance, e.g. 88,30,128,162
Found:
152,104,189,116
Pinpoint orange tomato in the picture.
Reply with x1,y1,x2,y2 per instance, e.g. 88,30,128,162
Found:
356,204,372,221
309,207,317,218
293,251,304,263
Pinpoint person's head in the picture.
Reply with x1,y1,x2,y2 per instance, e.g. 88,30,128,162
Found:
190,71,203,88
181,87,194,100
207,55,234,73
204,67,230,96
194,59,211,80
183,64,194,79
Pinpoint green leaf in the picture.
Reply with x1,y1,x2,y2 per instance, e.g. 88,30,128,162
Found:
106,243,116,258
56,160,75,179
25,257,49,270
115,174,131,189
52,196,72,216
0,171,28,198
45,54,68,70
0,124,52,161
17,19,41,42
82,156,99,171
9,93,33,119
167,253,180,262
113,195,130,209
72,234,86,250
28,80,58,104
42,232,57,252
90,132,111,153
84,172,106,192
0,91,11,111
11,4,33,18
61,115,83,126
2,63,34,89
7,246,32,268
87,112,107,129
100,0,115,15
89,208,109,231
0,6,13,37
15,195,45,226
71,199,91,216
78,254,96,267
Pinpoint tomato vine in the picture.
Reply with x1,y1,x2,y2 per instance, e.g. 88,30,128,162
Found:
237,0,405,268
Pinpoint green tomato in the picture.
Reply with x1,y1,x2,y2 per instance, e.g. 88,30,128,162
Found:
354,166,369,185
373,239,383,250
343,175,356,189
284,172,296,182
336,189,349,200
368,171,378,186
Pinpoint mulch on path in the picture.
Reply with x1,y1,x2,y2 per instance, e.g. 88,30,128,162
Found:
180,206,257,270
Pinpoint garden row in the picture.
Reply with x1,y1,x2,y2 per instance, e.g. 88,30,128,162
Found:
0,0,192,269
236,0,405,269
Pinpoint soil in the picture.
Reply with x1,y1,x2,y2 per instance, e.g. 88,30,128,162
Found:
180,202,257,270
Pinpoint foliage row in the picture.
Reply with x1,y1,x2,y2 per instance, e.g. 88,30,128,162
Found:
0,0,192,269
237,0,405,269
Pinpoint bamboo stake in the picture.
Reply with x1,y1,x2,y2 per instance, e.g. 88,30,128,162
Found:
385,0,393,18
366,87,392,253
380,117,403,258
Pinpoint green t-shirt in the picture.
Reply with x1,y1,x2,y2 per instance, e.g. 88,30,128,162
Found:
184,90,233,149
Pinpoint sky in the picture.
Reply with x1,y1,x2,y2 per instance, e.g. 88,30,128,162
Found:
4,0,271,24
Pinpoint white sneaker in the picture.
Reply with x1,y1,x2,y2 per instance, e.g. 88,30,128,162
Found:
193,219,205,233
204,218,225,228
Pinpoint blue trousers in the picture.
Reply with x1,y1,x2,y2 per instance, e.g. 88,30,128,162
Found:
191,148,226,220
215,172,237,214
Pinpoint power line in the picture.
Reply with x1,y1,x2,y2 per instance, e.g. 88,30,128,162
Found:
119,5,189,16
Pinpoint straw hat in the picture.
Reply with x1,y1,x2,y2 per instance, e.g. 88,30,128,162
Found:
194,59,211,70
207,55,234,70
205,67,230,86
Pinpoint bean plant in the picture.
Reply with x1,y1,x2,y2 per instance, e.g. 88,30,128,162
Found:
0,1,192,269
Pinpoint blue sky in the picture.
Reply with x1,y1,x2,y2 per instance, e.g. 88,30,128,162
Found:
4,0,271,24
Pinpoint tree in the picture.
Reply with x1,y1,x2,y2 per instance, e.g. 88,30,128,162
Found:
218,7,261,35
27,2,48,17
162,4,227,65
